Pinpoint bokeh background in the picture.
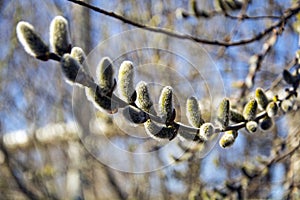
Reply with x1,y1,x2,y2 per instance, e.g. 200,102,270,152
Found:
1,0,300,199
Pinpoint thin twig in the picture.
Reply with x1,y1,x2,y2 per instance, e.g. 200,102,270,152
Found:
66,0,300,47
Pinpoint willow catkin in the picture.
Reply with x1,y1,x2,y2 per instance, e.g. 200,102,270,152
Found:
243,99,257,121
230,110,245,123
60,54,81,84
96,57,115,92
266,101,278,118
158,86,175,124
136,81,155,114
259,116,274,131
16,21,49,60
199,123,215,141
70,47,86,64
246,121,258,133
255,88,269,110
186,96,204,128
217,98,230,129
219,130,238,148
118,61,135,103
144,119,177,141
122,106,147,124
85,87,118,114
50,16,71,56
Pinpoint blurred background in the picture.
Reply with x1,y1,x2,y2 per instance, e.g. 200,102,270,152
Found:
1,0,300,199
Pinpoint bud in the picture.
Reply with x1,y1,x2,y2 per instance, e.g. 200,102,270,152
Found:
259,117,274,131
122,106,147,124
217,98,230,129
266,102,278,117
159,86,175,124
60,54,94,87
283,69,295,85
16,21,49,60
144,120,178,141
70,47,86,64
199,123,215,141
60,53,80,84
49,16,71,56
186,96,204,128
96,57,115,92
230,110,245,123
85,87,118,114
281,99,294,113
178,129,206,143
243,99,257,121
219,130,238,148
118,61,135,103
136,81,155,113
255,88,269,110
246,121,258,133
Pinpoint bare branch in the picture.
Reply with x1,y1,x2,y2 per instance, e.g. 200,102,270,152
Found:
66,0,300,47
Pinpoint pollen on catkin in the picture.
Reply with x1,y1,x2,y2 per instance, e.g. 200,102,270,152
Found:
255,88,269,110
186,96,204,128
158,86,175,124
50,16,71,56
96,57,115,92
144,119,177,141
136,81,155,113
16,21,49,60
243,99,257,121
219,130,238,148
217,98,230,129
118,61,135,103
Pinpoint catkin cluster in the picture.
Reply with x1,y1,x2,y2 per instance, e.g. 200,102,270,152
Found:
16,16,300,150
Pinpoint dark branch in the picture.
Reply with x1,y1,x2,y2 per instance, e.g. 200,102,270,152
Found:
66,0,300,47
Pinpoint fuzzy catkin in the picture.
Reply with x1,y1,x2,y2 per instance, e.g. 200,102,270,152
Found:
50,16,71,56
136,81,154,113
230,110,245,123
266,102,278,117
122,106,147,124
159,86,174,124
199,123,215,141
186,96,204,128
219,130,238,148
246,121,258,133
243,99,257,121
217,98,230,129
85,87,118,114
71,47,86,64
255,88,269,110
96,57,115,92
16,21,49,60
118,61,135,103
260,117,274,131
60,54,81,84
144,120,177,141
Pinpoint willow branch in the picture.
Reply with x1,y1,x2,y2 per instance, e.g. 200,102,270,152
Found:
66,0,300,47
